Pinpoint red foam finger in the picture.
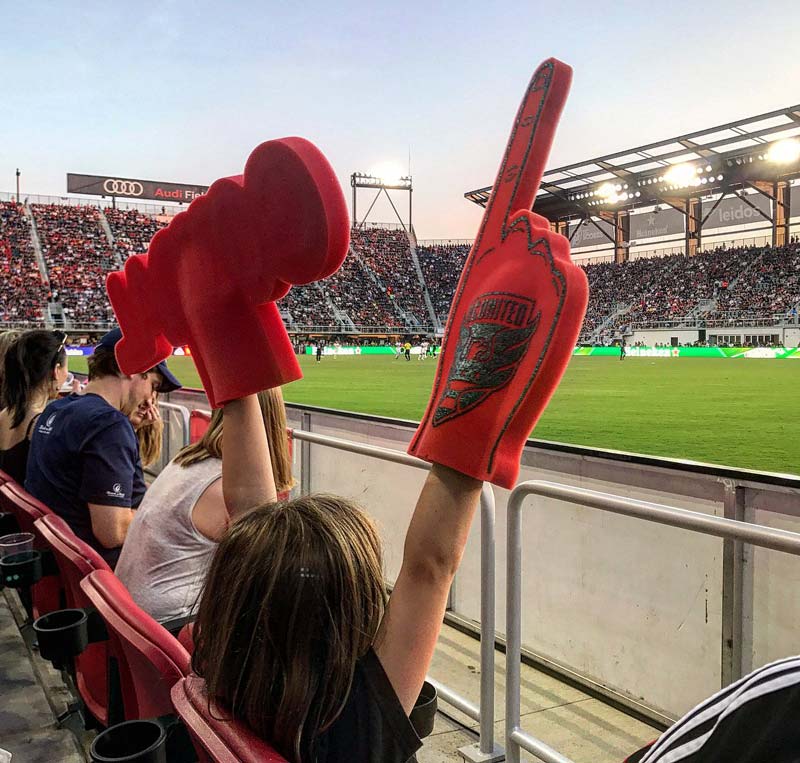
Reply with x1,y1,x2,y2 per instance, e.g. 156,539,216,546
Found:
408,60,588,488
478,59,572,243
108,137,349,407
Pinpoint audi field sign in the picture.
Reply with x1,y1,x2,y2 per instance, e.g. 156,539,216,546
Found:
67,173,208,204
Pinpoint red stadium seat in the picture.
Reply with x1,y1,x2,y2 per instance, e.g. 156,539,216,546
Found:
34,514,112,727
190,409,212,443
171,676,289,763
80,570,191,720
0,482,61,618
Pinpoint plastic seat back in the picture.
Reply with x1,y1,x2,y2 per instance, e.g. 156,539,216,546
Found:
81,570,191,720
1,483,61,617
189,410,212,444
171,676,289,763
34,513,112,726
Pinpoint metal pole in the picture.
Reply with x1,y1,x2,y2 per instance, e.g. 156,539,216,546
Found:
15,168,20,203
300,412,312,495
505,487,523,763
479,484,496,751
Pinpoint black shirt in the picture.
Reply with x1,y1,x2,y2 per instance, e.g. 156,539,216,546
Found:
313,649,422,762
25,393,145,567
637,656,800,762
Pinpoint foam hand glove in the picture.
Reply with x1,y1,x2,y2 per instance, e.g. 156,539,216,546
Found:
408,59,588,488
107,138,349,407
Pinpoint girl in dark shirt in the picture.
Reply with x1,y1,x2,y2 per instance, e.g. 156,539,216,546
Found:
0,330,68,483
191,395,482,763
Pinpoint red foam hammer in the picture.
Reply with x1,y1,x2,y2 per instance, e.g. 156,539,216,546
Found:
107,138,350,407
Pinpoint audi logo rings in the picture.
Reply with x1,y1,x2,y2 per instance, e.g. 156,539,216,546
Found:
103,179,144,196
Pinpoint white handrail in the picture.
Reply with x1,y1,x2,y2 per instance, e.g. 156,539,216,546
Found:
504,480,800,763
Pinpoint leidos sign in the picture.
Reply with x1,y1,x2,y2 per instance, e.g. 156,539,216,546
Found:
67,173,208,204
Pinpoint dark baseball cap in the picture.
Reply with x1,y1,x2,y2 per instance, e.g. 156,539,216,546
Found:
96,328,182,393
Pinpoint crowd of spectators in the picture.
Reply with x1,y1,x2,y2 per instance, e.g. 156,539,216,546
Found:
577,243,800,342
3,202,800,337
351,227,428,322
0,202,45,323
705,242,800,320
104,207,166,262
416,243,470,322
278,285,337,328
32,204,117,324
321,252,402,328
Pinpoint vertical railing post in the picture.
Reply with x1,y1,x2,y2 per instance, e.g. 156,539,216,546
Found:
505,488,523,763
458,484,504,762
300,411,312,496
721,481,753,687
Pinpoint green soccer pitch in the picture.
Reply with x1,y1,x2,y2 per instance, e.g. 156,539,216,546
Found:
68,354,800,476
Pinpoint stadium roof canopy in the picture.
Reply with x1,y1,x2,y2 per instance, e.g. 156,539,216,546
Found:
465,104,800,223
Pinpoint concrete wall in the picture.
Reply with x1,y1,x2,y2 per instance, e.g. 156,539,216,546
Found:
631,328,699,345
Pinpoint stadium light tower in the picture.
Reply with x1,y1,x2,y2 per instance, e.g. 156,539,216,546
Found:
350,172,413,232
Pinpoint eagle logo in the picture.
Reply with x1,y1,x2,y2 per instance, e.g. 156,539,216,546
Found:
433,292,540,426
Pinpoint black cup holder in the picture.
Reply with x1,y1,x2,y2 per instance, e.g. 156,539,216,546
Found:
0,549,43,588
0,512,19,535
90,719,167,763
33,608,89,664
410,680,438,738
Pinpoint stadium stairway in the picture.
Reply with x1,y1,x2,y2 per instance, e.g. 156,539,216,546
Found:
407,238,443,332
96,209,123,269
0,590,91,762
1,582,656,762
22,202,50,287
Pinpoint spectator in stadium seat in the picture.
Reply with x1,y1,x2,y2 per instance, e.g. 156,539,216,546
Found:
191,398,482,762
0,330,68,484
0,329,22,394
624,654,800,762
130,392,163,469
115,388,293,625
24,328,181,567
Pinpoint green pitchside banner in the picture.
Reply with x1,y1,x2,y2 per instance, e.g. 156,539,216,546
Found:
573,346,800,359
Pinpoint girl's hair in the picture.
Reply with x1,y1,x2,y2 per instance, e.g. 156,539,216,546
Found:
1,330,67,428
0,330,22,385
173,388,294,493
191,495,386,762
136,419,163,468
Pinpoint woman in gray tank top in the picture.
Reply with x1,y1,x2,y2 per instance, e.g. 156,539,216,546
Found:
115,388,293,624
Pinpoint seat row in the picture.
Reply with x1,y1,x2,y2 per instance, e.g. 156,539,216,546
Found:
0,467,286,763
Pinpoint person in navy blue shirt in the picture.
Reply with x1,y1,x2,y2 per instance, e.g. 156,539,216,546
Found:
25,329,181,567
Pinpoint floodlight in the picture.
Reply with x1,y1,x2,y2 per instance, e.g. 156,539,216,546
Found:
663,163,695,186
597,182,616,199
767,139,800,164
370,162,406,185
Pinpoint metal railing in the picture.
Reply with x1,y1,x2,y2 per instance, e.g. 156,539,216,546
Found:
504,480,800,763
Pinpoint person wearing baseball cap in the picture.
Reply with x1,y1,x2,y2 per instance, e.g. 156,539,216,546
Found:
25,328,181,567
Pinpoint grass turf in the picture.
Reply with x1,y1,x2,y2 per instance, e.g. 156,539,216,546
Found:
68,354,800,476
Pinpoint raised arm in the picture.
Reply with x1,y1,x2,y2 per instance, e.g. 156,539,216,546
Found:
221,394,277,519
375,464,482,714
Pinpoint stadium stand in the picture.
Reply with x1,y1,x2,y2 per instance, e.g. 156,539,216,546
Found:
323,251,403,329
350,227,428,323
3,199,799,338
0,201,46,323
103,207,166,261
32,204,117,325
416,243,470,323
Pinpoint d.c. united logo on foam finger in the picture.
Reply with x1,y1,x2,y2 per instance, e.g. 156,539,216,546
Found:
433,292,540,426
